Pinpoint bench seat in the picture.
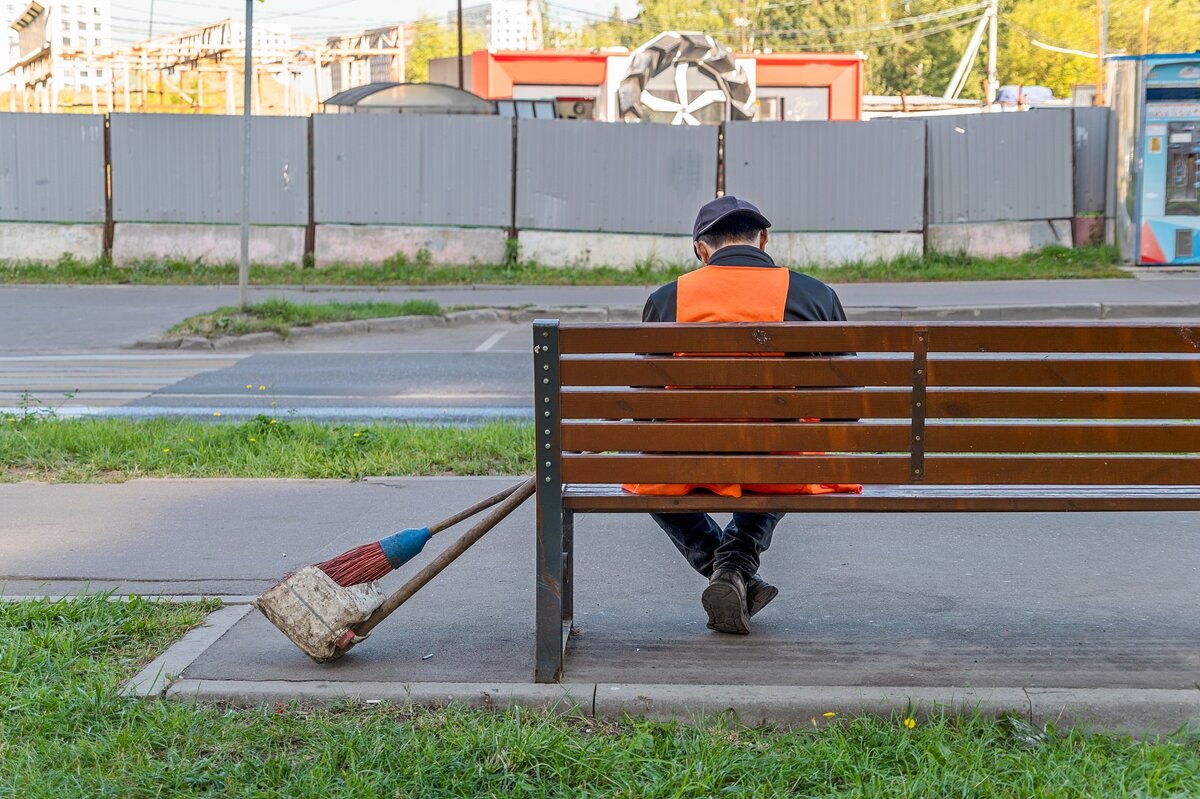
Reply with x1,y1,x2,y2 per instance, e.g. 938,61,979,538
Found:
532,320,1200,682
563,483,1200,512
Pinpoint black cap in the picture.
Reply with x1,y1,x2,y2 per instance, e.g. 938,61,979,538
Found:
692,195,771,241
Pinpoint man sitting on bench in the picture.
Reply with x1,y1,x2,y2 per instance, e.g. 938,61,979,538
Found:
623,196,861,635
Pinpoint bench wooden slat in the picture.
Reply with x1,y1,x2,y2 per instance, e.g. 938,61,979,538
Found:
561,389,908,419
560,388,1200,420
559,357,912,387
561,483,1200,512
926,389,1200,419
560,356,1200,389
559,421,1200,453
929,358,1200,387
560,454,1200,485
559,323,1200,355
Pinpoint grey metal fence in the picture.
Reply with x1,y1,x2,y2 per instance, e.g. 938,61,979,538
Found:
724,119,925,232
0,112,105,223
927,110,1074,224
109,114,308,225
516,119,717,235
6,110,1107,248
1073,107,1110,215
313,114,513,227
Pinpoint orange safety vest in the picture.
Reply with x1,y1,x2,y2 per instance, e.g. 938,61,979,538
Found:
622,264,863,498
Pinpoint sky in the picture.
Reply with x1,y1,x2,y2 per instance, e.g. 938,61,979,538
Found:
108,0,640,44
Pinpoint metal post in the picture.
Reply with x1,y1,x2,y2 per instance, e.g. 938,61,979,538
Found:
239,0,253,310
534,320,566,682
986,0,998,106
1140,0,1151,54
457,0,464,89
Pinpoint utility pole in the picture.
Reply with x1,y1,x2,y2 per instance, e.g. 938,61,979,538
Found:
986,0,998,106
1140,0,1151,54
457,0,464,89
1094,0,1108,106
148,0,154,39
240,0,253,310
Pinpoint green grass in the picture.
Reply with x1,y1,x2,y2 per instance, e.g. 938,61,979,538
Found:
167,297,444,339
3,595,1198,797
0,245,1128,287
0,417,534,482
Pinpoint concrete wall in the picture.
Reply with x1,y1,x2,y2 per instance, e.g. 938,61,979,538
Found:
0,222,104,261
770,232,923,266
518,230,694,269
112,224,305,265
927,220,1072,258
315,225,509,266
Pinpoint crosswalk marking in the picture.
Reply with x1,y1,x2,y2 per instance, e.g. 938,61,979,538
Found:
0,354,245,409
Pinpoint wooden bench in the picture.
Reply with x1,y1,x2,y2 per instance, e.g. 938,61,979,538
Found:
531,319,1200,682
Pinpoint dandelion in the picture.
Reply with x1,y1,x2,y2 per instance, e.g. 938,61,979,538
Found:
259,385,266,391
246,384,253,390
903,717,916,729
353,432,361,437
822,712,836,718
187,437,194,443
213,411,221,417
248,437,257,443
162,448,170,453
269,419,277,425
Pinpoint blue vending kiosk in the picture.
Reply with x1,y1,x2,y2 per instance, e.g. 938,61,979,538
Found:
1111,53,1200,265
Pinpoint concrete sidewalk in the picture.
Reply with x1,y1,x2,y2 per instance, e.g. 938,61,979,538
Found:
2,277,1198,351
3,477,1198,732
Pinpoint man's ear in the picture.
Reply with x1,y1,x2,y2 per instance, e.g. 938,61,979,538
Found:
694,241,712,264
758,229,769,251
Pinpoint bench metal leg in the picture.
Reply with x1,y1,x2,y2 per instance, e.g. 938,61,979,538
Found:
562,509,574,650
535,501,564,682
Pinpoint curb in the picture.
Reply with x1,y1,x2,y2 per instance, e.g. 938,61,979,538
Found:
130,301,1200,350
122,603,254,698
161,677,1200,735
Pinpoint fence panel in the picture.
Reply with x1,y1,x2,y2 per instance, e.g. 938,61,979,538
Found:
0,112,105,223
110,114,307,225
314,114,512,227
516,120,717,235
927,110,1074,224
724,119,925,232
1073,106,1110,215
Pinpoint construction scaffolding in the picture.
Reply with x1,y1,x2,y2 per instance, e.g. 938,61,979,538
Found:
3,15,405,115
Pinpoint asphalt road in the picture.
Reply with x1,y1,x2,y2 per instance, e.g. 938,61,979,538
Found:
2,279,1197,422
2,322,535,422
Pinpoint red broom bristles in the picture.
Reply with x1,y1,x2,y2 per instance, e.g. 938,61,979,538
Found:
315,541,392,587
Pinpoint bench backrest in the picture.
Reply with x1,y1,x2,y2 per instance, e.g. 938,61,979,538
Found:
533,320,1200,488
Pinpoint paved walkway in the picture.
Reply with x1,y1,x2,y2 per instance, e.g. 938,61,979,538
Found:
3,477,1198,731
2,277,1198,351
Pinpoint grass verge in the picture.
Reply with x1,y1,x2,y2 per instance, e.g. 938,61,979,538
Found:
1,245,1127,286
0,417,533,482
3,595,1198,797
167,297,443,339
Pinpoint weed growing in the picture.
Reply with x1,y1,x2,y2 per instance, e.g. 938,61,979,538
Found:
0,245,1127,287
168,297,443,339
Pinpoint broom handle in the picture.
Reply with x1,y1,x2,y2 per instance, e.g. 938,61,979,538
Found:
354,477,536,637
427,480,524,535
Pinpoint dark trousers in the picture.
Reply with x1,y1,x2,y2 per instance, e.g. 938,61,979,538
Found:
650,511,785,580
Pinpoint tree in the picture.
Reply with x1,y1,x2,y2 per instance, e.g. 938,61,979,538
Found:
405,16,485,84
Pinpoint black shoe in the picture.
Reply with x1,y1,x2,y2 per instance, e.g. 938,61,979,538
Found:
702,569,750,635
746,575,779,618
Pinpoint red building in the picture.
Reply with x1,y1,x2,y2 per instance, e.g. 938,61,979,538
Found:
438,47,864,122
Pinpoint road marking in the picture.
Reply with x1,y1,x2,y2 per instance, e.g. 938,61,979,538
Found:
474,330,510,352
0,354,244,408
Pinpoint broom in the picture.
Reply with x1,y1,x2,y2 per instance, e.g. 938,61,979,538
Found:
312,481,525,586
